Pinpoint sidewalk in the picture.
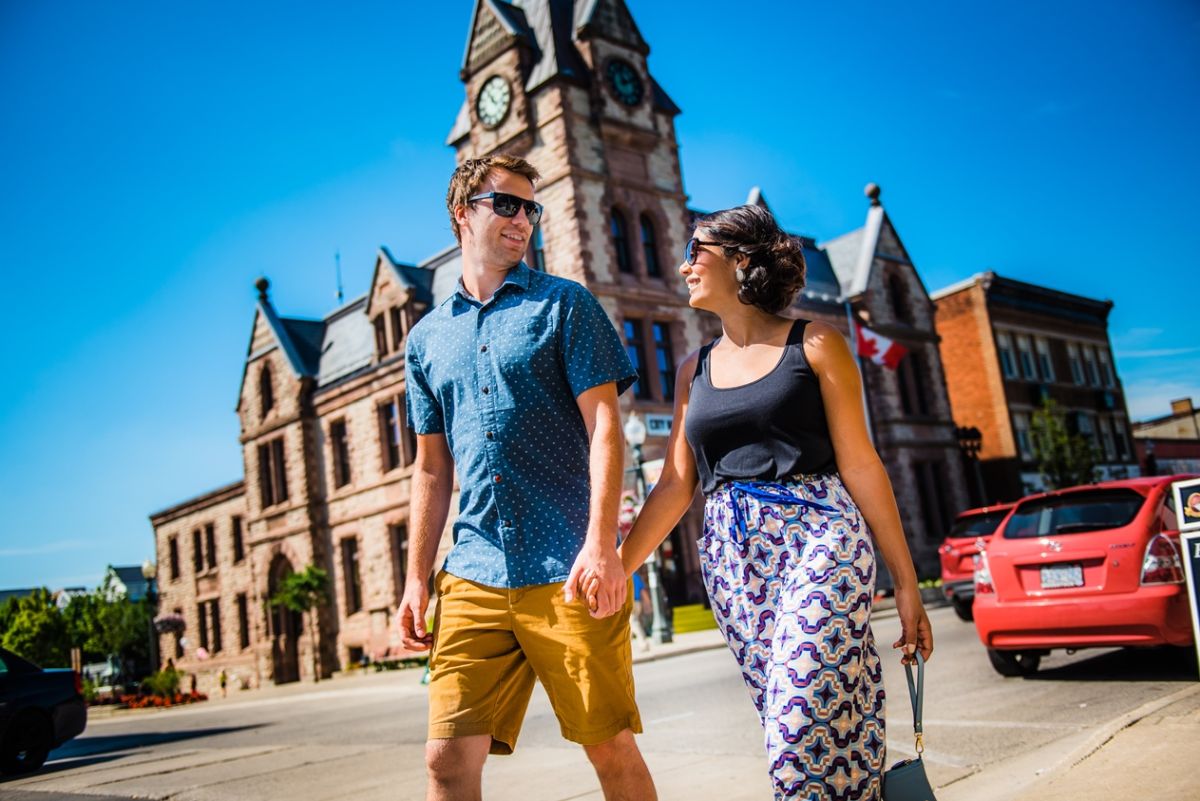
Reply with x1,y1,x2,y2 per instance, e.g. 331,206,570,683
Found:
941,681,1200,801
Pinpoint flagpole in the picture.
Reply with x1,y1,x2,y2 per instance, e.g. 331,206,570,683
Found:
844,298,876,447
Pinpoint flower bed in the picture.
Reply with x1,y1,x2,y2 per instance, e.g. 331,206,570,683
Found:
120,691,207,709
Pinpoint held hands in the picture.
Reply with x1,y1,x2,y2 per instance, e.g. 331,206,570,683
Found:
892,586,934,666
563,540,626,618
396,583,432,651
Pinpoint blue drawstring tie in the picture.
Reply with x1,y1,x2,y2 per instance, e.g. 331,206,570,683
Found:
727,480,836,542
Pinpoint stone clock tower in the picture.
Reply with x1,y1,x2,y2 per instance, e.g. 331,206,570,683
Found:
448,0,704,422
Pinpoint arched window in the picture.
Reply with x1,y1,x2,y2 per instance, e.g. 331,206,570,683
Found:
640,214,661,277
259,364,274,417
611,208,632,274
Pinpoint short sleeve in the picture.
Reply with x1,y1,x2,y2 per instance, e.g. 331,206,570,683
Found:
559,286,638,398
405,336,444,435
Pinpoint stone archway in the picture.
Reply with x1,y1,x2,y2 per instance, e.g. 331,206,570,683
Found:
268,554,301,684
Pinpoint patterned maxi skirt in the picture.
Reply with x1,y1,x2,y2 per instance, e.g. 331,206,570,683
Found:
700,473,885,801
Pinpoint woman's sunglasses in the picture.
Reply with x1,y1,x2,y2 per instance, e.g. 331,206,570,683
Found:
468,192,544,226
683,237,724,265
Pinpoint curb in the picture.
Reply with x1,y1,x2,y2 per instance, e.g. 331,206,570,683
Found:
1030,681,1200,780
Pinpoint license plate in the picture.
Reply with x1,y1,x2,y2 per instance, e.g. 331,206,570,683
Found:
1040,563,1084,589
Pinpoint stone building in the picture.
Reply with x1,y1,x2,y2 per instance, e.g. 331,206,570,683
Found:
932,271,1138,504
149,0,968,689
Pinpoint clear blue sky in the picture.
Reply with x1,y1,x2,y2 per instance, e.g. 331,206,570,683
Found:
2,0,1198,591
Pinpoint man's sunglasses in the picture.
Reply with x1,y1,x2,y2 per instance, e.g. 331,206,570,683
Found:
467,192,544,226
683,238,724,265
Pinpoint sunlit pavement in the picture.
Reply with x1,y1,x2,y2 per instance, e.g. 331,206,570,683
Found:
4,605,1196,800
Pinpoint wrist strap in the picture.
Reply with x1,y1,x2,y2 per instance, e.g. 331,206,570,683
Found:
904,651,925,754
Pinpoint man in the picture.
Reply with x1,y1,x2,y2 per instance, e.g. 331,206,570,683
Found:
397,154,657,801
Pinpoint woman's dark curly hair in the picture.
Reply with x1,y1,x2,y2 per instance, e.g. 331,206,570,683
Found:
694,205,806,314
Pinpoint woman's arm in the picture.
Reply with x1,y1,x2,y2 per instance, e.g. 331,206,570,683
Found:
805,321,934,664
616,352,703,578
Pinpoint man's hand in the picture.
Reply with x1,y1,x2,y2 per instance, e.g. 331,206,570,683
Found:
564,540,626,618
892,586,934,666
397,583,433,651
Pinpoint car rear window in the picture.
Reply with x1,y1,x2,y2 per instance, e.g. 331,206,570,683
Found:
948,511,1009,538
1003,489,1146,539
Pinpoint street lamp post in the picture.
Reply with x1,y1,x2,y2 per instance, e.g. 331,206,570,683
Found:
955,425,987,507
141,559,159,675
623,412,673,644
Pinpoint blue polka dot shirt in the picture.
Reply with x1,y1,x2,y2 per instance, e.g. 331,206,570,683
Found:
404,262,637,588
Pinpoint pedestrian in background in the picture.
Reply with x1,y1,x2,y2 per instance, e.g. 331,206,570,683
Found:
396,154,657,801
218,669,227,698
600,204,933,800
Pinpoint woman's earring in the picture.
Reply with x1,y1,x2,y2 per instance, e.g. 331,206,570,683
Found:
734,267,746,284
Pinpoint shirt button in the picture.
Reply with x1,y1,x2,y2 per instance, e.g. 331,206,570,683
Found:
480,344,488,353
504,519,512,527
494,474,503,483
486,431,495,440
482,386,490,394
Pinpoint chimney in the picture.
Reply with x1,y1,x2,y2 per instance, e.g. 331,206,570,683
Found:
1170,398,1194,416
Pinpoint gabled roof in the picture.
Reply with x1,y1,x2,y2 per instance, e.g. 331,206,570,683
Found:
573,0,649,53
252,284,316,378
522,0,590,91
315,295,374,388
821,204,885,300
376,246,435,308
462,0,539,75
280,318,325,376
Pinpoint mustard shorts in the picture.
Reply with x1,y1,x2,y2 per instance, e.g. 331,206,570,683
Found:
428,571,642,755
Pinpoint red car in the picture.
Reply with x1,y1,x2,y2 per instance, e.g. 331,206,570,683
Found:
938,503,1016,621
973,475,1196,676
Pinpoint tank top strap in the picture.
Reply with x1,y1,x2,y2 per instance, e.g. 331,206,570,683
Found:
692,337,720,386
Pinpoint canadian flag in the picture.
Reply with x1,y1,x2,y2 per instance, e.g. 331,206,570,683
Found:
854,321,907,369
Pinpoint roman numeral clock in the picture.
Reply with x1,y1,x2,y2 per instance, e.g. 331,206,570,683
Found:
476,75,512,129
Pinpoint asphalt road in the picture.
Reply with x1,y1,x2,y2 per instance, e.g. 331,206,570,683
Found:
4,605,1195,800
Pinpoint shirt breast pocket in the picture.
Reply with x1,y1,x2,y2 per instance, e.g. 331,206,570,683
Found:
490,316,557,411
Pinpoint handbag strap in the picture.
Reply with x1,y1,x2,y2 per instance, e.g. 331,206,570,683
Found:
903,651,925,754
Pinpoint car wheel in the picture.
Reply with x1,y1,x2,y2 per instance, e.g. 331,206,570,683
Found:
0,711,53,775
987,648,1041,677
951,596,974,622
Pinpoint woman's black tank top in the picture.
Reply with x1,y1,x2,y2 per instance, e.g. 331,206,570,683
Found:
685,319,837,494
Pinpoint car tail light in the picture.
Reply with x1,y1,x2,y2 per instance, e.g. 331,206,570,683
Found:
974,548,995,594
74,670,83,695
1141,534,1184,585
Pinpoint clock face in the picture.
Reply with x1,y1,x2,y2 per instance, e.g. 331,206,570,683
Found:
476,75,511,128
606,59,644,106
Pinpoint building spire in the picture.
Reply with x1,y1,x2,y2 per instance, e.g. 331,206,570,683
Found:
255,276,270,302
864,182,882,206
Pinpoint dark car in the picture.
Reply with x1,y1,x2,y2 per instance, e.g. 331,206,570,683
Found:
0,648,88,774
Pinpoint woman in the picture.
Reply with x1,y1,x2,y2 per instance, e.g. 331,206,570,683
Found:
594,205,933,800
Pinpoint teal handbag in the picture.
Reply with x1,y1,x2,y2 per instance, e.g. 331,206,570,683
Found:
883,652,937,801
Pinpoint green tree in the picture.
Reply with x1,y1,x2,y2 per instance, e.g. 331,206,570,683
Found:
59,572,153,674
1,589,70,667
1031,397,1099,490
270,564,330,683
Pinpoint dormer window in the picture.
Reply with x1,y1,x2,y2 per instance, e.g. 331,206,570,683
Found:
259,364,274,417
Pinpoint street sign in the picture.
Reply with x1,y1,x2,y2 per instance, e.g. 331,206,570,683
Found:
646,413,673,438
1180,530,1200,677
